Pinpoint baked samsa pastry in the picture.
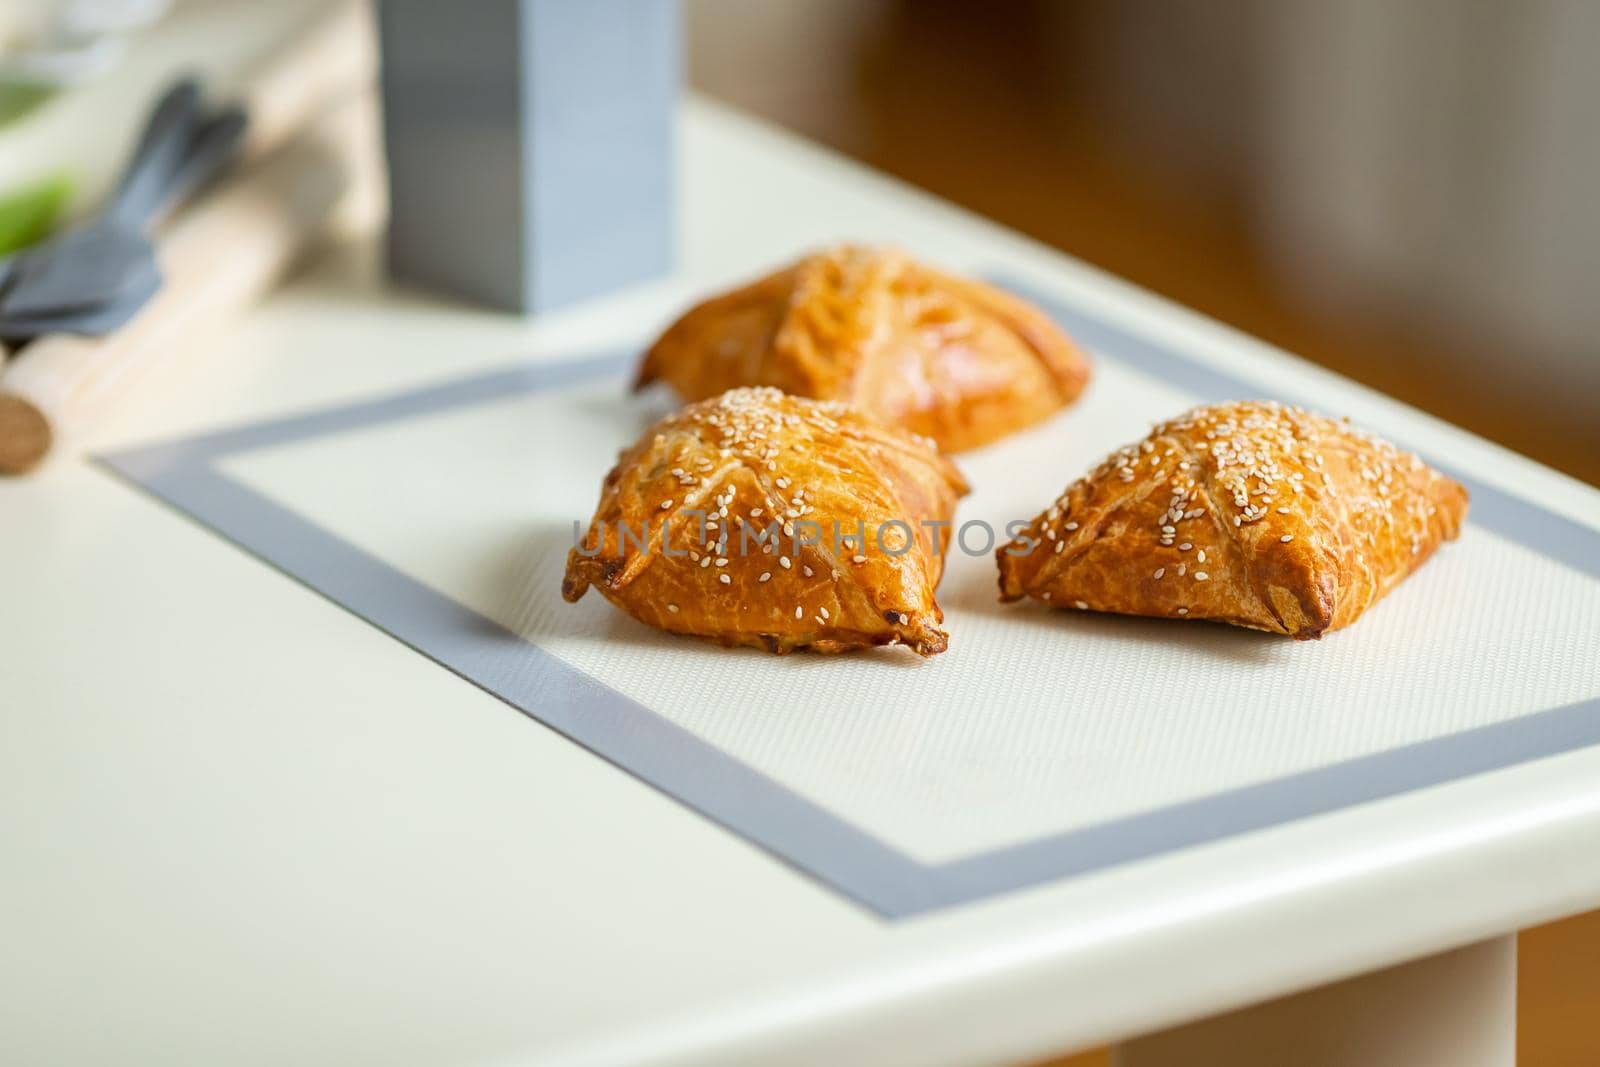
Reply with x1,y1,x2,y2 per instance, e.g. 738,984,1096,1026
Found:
996,401,1468,639
564,387,969,656
635,245,1091,452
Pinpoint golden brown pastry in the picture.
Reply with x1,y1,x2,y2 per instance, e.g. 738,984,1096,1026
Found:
635,245,1091,452
996,400,1469,638
564,387,969,655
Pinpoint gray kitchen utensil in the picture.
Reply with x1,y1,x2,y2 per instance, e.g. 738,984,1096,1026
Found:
0,270,160,337
0,76,245,339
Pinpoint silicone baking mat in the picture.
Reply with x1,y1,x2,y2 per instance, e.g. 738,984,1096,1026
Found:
101,282,1600,917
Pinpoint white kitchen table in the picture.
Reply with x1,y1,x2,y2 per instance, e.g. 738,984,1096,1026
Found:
5,6,1600,1066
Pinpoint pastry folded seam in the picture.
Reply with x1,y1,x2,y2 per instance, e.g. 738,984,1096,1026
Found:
565,387,967,656
636,245,1092,452
996,400,1468,638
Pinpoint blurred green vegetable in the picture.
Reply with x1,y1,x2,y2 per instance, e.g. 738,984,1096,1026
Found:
0,82,57,128
0,173,73,256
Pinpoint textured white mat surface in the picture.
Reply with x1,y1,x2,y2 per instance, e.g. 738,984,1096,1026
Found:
219,354,1600,864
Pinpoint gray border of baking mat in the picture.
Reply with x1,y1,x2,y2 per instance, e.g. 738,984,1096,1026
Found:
97,281,1600,919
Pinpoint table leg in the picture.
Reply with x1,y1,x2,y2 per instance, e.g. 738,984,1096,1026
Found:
1113,936,1516,1067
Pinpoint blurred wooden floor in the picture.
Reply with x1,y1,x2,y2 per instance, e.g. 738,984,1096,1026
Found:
689,1,1600,1062
1041,911,1600,1065
690,0,1597,487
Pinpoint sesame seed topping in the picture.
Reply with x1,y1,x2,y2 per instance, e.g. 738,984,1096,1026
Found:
1196,549,1206,563
718,574,731,584
795,606,804,619
1194,571,1209,581
852,554,867,564
779,556,792,569
1154,568,1165,579
758,572,771,582
802,566,813,577
1074,600,1089,610
820,607,829,620
715,558,729,567
1179,542,1193,551
1178,607,1190,615
667,604,679,613
1280,534,1294,542
660,499,673,510
1065,522,1079,530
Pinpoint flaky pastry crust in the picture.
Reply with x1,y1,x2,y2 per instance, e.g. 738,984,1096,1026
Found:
564,387,969,655
996,401,1469,638
635,246,1091,452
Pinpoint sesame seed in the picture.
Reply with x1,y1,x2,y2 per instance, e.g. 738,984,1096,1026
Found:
700,557,711,569
759,572,771,582
1074,600,1089,610
795,606,803,619
779,556,792,569
667,604,679,613
1277,507,1290,514
1196,549,1206,563
802,566,813,577
1280,534,1294,543
1065,522,1079,530
820,608,829,620
1179,542,1193,551
1054,541,1066,554
715,558,729,567
1154,568,1165,579
852,554,867,564
660,499,673,510
718,574,731,584
1194,571,1209,581
1177,563,1187,576
1178,607,1190,615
